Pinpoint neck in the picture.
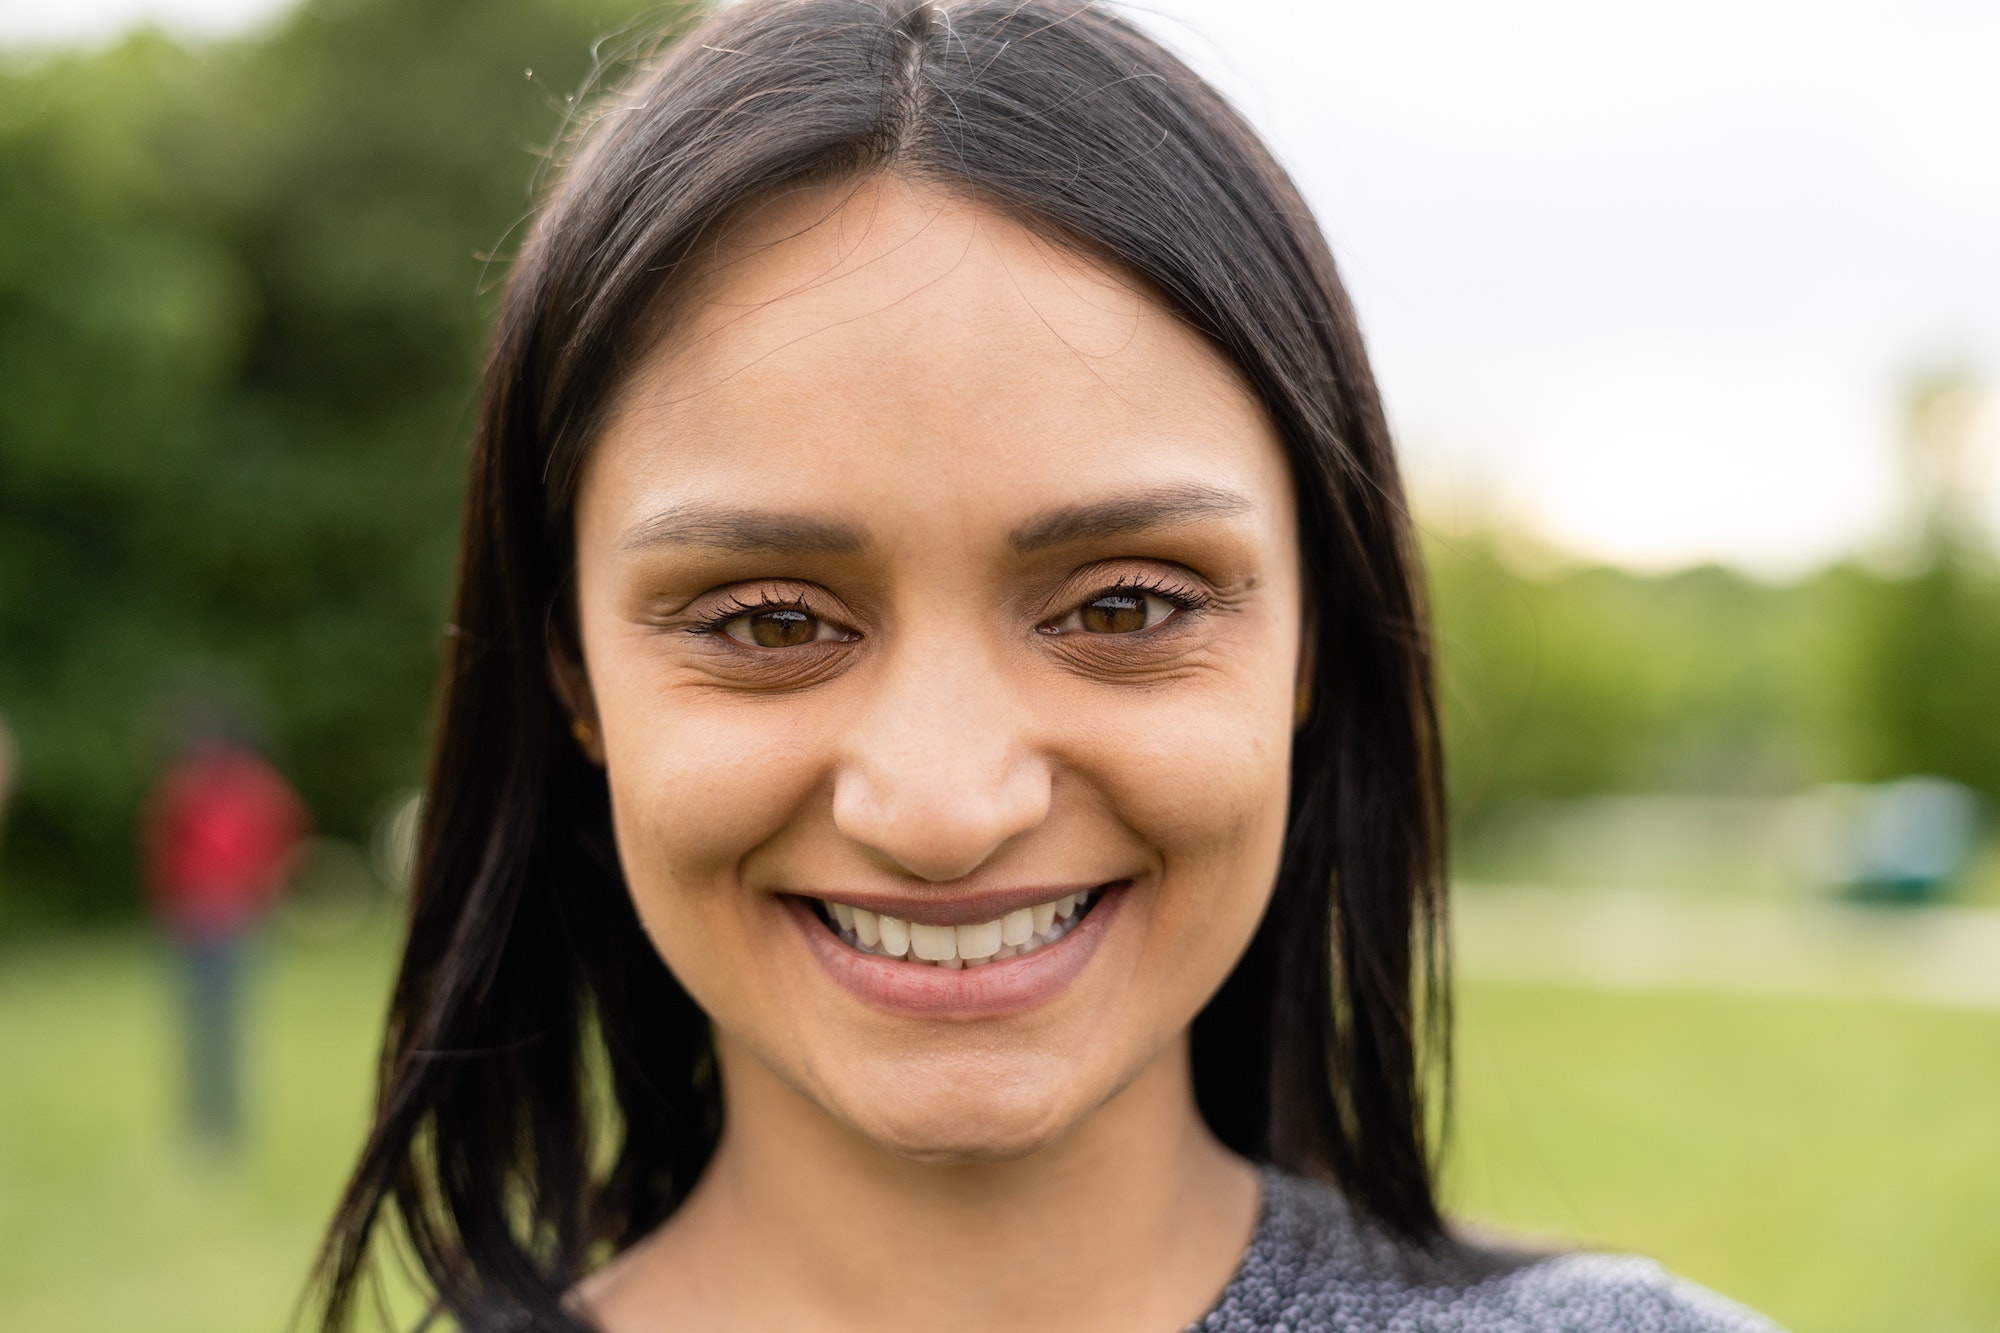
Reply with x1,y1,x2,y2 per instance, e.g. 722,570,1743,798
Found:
590,1031,1257,1333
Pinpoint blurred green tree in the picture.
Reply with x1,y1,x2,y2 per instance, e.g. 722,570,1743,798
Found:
1429,509,1999,875
1846,373,2000,798
1430,539,1860,818
0,0,684,922
1853,559,2000,797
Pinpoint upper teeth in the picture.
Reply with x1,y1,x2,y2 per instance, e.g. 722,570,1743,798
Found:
823,890,1094,967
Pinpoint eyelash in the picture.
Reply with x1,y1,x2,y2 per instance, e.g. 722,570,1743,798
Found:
685,575,1211,644
687,590,842,637
1050,576,1211,629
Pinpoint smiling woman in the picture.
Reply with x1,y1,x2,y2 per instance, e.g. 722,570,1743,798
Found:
310,3,1779,1331
564,177,1302,1200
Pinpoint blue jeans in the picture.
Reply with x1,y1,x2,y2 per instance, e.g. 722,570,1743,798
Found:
179,935,245,1149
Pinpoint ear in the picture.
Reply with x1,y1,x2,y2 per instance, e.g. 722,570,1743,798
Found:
547,614,606,766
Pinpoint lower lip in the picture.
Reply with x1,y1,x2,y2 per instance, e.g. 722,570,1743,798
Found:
782,885,1127,1019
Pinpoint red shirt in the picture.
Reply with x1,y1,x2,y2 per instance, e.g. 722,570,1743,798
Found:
144,745,309,940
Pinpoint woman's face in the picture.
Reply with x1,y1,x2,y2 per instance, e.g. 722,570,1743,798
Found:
571,177,1302,1161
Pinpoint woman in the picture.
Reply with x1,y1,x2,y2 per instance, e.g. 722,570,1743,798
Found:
315,2,1780,1329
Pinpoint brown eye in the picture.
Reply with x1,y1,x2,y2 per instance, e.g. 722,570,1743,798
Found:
1081,593,1149,634
721,608,839,648
1049,589,1181,636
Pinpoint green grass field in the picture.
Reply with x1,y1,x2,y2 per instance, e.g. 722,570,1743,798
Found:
1448,985,2000,1331
2,914,1994,1332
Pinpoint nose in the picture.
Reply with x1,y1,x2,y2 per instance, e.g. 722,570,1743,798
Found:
830,645,1052,882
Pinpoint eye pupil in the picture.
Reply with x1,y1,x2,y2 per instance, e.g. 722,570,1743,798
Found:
1080,594,1149,634
749,609,814,647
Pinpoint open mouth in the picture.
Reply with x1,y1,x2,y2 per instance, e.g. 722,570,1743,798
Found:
811,886,1111,969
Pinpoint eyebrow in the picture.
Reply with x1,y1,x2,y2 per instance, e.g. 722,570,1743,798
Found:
617,502,868,555
615,481,1255,558
1007,482,1256,553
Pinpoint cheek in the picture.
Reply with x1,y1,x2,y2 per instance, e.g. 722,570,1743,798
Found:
596,672,829,905
596,694,837,1032
1067,667,1295,957
1110,708,1287,850
1085,642,1296,872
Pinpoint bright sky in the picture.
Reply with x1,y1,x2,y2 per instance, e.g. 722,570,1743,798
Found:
0,0,290,45
1132,0,2000,576
6,0,1999,575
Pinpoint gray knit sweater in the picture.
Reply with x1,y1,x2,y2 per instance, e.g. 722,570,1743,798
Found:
1192,1170,1783,1332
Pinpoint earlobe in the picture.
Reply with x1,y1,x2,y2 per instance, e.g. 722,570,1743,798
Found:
560,694,606,767
1293,617,1316,731
547,624,606,766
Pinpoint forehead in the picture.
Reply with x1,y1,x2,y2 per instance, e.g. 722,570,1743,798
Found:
583,175,1291,540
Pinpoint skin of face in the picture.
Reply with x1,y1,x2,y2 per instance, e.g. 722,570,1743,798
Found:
569,175,1302,1178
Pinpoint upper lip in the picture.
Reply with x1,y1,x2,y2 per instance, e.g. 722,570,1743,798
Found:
785,881,1123,928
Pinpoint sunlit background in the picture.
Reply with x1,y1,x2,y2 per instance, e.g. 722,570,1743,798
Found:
0,1,1994,1330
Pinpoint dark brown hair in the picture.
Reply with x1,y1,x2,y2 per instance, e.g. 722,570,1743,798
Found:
314,2,1449,1328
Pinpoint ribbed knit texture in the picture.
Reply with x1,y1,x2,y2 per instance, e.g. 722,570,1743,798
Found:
1192,1169,1783,1333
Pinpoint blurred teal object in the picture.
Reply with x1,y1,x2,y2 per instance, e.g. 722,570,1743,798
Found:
1811,777,1983,904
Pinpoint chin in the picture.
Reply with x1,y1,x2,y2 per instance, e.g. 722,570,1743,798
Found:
836,1070,1083,1164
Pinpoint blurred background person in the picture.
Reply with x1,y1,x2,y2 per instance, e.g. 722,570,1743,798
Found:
141,732,308,1151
